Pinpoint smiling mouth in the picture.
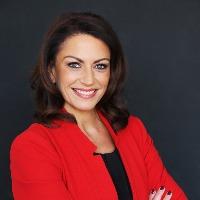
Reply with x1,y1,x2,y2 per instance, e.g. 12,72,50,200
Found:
72,88,98,99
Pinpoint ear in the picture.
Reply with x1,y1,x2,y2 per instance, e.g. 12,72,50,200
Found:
48,66,56,84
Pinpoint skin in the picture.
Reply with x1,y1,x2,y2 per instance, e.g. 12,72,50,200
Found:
50,33,111,127
50,34,115,153
149,187,172,200
50,33,172,200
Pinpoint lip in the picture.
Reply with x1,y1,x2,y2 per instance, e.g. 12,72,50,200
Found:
72,88,97,99
72,88,96,92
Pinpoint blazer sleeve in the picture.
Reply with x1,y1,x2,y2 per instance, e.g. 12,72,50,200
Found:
10,126,74,200
130,116,188,200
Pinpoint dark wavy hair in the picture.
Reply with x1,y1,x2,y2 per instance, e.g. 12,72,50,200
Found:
30,11,130,133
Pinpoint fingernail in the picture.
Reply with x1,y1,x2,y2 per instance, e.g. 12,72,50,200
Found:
151,189,155,194
159,186,165,190
167,191,172,195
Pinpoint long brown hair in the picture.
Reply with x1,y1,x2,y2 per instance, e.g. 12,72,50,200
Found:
30,12,130,133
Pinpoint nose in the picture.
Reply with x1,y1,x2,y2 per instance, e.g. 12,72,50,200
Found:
80,67,95,85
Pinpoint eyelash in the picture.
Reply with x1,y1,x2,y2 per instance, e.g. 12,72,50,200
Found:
67,62,80,68
67,62,108,70
96,63,108,70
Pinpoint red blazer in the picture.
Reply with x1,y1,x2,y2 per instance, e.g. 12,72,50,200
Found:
10,109,188,200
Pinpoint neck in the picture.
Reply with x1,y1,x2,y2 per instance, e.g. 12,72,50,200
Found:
64,104,100,125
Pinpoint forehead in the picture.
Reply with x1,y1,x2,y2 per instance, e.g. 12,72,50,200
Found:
56,34,110,61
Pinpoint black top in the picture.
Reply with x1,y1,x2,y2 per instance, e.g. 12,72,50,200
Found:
93,148,133,200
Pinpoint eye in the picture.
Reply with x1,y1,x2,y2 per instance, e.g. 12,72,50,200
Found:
95,63,108,70
67,62,80,68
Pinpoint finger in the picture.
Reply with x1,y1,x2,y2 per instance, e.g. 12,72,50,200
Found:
163,191,172,200
152,186,165,199
149,189,156,200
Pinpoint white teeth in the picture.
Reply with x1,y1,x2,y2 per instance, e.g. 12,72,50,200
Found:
74,89,96,95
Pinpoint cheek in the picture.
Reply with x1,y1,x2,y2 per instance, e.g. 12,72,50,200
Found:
57,70,78,86
95,68,110,83
96,76,109,86
101,71,110,86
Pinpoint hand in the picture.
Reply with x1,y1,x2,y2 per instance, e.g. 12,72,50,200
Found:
149,186,172,200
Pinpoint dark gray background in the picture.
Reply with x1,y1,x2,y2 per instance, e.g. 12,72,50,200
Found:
1,0,199,199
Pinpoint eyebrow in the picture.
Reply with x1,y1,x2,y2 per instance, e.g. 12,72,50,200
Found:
63,56,110,64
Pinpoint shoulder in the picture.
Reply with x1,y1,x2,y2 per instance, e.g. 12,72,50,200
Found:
10,123,50,150
9,122,60,165
126,114,149,136
123,114,152,148
10,123,63,181
10,119,70,146
127,114,146,127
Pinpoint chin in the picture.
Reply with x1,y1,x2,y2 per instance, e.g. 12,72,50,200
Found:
75,104,97,111
64,94,104,111
65,102,97,112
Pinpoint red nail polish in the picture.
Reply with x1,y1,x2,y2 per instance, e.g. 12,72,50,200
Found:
151,189,155,194
167,191,172,195
159,186,165,190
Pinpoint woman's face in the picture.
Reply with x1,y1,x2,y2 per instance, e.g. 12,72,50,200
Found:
50,34,110,114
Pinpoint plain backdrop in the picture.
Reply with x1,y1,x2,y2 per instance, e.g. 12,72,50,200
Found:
1,0,200,199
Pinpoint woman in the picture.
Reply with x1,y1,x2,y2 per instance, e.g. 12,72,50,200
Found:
10,12,188,200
